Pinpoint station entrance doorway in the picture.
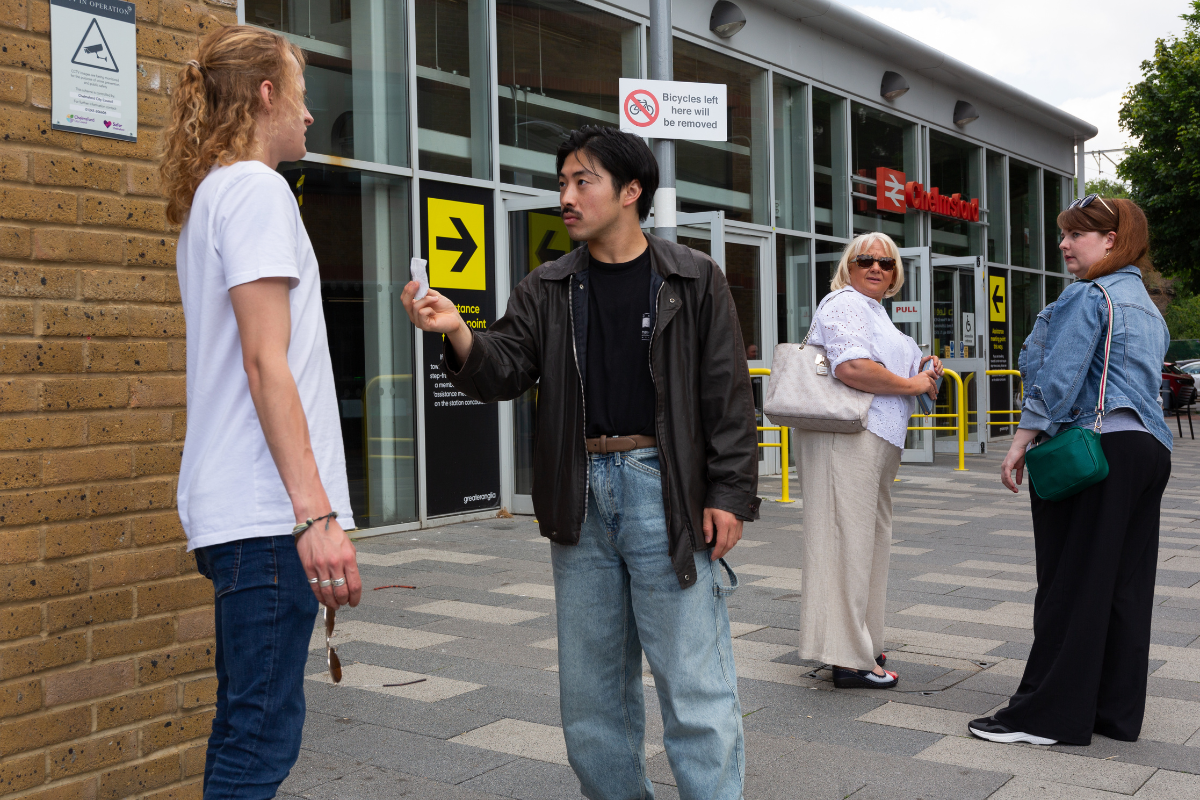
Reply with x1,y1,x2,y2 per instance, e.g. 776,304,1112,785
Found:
502,197,778,513
930,255,990,459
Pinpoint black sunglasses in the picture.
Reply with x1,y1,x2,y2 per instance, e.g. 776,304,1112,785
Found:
853,254,896,272
1068,193,1116,216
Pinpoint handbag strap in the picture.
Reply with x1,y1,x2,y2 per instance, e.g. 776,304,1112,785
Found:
798,291,838,349
1093,283,1114,433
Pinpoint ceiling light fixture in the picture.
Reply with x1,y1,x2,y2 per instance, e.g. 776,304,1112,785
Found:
954,100,980,126
710,1,746,38
880,71,909,100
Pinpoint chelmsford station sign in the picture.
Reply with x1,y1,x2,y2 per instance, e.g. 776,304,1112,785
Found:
875,167,980,223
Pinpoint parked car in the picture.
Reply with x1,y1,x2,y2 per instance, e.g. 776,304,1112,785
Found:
1179,360,1200,375
1163,362,1197,409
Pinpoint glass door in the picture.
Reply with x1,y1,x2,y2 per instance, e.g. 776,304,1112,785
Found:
647,213,777,475
892,247,933,463
931,256,988,454
504,194,578,514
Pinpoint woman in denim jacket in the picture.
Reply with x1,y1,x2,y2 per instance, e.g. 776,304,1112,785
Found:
969,198,1172,748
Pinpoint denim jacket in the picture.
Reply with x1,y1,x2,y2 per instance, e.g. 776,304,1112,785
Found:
1018,265,1172,452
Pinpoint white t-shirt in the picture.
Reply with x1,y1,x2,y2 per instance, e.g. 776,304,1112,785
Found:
809,286,923,449
175,161,354,550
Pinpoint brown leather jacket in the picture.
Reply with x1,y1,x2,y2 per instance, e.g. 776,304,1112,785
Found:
444,234,761,589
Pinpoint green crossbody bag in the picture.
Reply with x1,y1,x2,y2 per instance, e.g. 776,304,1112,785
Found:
1024,284,1113,502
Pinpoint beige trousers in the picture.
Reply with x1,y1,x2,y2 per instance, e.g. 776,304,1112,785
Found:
795,429,902,671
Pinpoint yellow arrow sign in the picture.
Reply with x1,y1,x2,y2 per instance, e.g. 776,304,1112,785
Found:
528,211,570,272
428,197,486,291
989,275,1006,322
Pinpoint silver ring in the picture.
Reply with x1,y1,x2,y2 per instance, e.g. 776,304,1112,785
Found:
331,577,347,587
308,577,319,584
318,579,333,588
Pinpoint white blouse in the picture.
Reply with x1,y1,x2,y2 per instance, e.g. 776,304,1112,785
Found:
808,286,923,449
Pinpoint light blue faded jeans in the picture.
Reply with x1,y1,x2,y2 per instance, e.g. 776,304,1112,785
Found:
552,448,744,800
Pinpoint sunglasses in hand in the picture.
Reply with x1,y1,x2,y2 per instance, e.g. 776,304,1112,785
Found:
324,606,342,683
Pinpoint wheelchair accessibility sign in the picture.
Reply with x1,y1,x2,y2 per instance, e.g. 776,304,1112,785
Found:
50,0,137,142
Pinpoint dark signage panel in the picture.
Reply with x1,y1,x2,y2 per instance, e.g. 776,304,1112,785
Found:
420,181,500,517
988,268,1011,437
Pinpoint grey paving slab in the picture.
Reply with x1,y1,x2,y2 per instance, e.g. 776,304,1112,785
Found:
287,439,1200,798
311,721,519,785
458,758,585,799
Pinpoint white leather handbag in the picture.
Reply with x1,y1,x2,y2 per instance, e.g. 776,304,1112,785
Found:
763,299,873,433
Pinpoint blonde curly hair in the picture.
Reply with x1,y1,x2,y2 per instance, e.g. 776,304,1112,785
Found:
160,26,305,225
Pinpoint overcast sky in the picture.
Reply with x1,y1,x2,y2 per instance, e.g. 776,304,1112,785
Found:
849,0,1192,179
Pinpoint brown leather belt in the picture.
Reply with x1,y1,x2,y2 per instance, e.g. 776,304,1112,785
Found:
585,435,657,455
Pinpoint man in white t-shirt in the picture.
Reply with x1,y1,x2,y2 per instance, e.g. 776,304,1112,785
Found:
165,28,360,800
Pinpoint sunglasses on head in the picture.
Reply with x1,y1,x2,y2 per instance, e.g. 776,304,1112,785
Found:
853,254,896,272
1068,193,1117,216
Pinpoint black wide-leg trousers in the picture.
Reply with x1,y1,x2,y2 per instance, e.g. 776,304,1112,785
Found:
994,431,1171,745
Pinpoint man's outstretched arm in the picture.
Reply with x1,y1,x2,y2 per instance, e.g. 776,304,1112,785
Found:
229,277,361,609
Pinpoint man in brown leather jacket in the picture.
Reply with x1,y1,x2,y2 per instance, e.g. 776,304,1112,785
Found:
402,127,758,800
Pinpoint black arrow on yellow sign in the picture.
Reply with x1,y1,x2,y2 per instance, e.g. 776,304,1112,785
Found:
536,230,567,264
436,217,477,272
991,282,1004,315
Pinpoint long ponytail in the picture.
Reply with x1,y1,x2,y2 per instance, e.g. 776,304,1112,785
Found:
160,26,304,225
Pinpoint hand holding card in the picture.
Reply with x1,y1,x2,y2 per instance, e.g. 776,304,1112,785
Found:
410,257,430,301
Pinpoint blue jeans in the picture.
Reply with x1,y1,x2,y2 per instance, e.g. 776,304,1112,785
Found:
194,535,318,800
552,448,744,800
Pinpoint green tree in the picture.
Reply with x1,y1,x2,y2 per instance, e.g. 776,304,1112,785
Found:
1085,177,1130,198
1164,288,1200,339
1118,0,1200,287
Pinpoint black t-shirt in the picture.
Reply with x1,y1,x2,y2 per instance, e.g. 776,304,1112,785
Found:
585,248,656,437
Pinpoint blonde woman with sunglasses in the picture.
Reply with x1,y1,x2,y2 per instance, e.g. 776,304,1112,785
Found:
795,232,942,689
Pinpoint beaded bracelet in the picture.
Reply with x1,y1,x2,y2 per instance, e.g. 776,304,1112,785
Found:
292,511,338,539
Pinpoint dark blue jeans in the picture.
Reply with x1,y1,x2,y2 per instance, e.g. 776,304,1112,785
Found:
194,535,318,800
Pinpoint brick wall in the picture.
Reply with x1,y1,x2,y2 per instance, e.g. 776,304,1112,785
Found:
0,2,234,798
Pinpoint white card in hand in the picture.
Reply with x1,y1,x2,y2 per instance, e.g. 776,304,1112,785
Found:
410,257,429,300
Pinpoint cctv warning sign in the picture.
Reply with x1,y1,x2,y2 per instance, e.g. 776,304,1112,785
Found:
50,0,137,142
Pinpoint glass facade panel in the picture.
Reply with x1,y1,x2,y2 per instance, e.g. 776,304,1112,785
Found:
727,242,762,359
246,0,409,167
497,0,639,189
813,90,848,237
1011,270,1040,365
416,0,490,178
776,235,811,344
278,162,418,527
1046,274,1066,304
674,39,769,224
929,131,982,257
1009,159,1040,269
815,239,844,304
850,103,917,246
773,76,809,232
986,150,1006,263
1044,171,1065,272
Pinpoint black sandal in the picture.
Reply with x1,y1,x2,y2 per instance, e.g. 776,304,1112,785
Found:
832,666,898,689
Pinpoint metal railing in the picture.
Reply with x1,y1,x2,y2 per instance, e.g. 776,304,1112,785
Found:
749,368,793,503
984,369,1023,427
907,368,967,471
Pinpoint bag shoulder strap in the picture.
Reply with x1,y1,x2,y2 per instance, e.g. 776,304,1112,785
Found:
1093,283,1114,432
799,290,842,349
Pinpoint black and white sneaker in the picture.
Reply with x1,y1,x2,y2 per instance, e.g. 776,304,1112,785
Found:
968,716,1057,745
832,666,898,689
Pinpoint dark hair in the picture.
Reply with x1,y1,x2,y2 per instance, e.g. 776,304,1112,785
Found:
1057,197,1152,278
556,126,659,221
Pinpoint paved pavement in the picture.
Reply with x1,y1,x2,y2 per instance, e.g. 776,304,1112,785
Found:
280,436,1200,799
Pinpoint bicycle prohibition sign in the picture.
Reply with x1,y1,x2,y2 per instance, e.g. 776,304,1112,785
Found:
624,89,659,128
